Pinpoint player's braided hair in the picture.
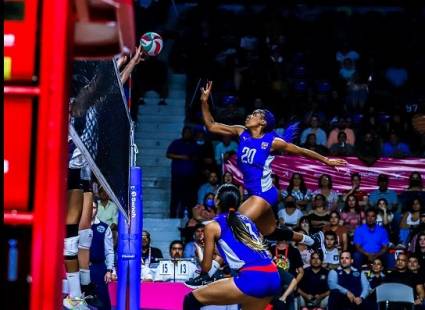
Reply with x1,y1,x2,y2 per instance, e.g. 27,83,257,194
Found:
216,184,267,252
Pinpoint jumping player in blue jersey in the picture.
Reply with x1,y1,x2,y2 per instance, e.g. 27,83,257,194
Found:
200,81,346,245
183,184,281,309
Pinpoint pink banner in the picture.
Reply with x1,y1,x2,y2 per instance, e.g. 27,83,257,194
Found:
224,155,425,193
109,281,192,309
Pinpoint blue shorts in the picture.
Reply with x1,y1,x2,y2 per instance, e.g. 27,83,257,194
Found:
248,186,279,208
234,264,281,298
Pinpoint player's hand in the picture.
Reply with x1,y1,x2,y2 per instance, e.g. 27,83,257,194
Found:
326,158,347,167
133,45,146,65
200,81,213,103
104,271,113,283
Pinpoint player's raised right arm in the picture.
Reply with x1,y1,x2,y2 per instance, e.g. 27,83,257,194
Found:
201,81,245,136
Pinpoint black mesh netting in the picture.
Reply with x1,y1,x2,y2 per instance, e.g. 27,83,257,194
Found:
70,60,131,218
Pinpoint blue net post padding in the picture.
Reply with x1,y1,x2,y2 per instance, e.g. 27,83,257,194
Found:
117,167,142,310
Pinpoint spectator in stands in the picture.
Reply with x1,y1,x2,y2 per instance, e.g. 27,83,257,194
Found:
301,133,329,156
197,171,219,204
169,240,184,259
345,72,369,113
330,131,355,156
185,203,205,229
270,238,304,284
336,43,360,65
282,172,313,212
413,232,425,279
298,251,330,310
89,202,114,310
309,194,331,233
214,135,238,168
339,58,357,82
408,255,421,275
328,251,369,310
399,198,423,245
278,194,304,229
399,172,425,215
407,172,425,192
343,173,368,208
353,208,389,269
166,126,199,218
363,258,386,309
200,194,217,222
356,131,381,166
385,61,408,90
375,198,394,232
324,211,348,251
294,227,315,268
222,171,235,185
141,230,163,267
300,115,328,146
97,187,118,229
382,131,411,158
341,194,365,237
321,230,341,270
368,174,399,214
154,240,198,283
297,216,312,236
384,252,425,308
327,117,356,148
183,223,205,260
313,174,339,210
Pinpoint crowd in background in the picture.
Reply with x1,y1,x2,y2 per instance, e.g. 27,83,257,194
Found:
91,2,425,309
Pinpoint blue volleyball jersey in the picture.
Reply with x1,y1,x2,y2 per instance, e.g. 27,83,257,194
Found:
237,130,276,194
214,213,272,270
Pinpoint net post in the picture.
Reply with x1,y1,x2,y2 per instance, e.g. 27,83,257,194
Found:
116,166,142,310
128,166,142,310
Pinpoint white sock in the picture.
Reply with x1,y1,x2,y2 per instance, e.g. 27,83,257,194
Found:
66,272,82,298
208,260,220,277
79,269,91,285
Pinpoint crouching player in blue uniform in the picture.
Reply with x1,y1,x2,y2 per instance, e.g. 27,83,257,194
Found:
183,184,281,309
200,81,346,246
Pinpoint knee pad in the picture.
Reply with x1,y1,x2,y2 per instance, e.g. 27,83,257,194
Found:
78,228,93,250
64,235,79,259
183,292,204,310
68,168,82,190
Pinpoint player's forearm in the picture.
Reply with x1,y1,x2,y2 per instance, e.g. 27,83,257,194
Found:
299,147,330,165
120,59,137,84
201,101,215,131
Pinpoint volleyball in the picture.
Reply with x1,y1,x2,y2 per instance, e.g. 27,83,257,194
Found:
140,32,163,56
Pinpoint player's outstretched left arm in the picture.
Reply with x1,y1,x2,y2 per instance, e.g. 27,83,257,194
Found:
272,137,347,167
120,46,146,84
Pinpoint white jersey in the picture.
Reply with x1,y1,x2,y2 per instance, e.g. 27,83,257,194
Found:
321,245,340,265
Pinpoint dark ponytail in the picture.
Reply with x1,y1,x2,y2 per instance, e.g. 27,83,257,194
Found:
216,184,267,252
